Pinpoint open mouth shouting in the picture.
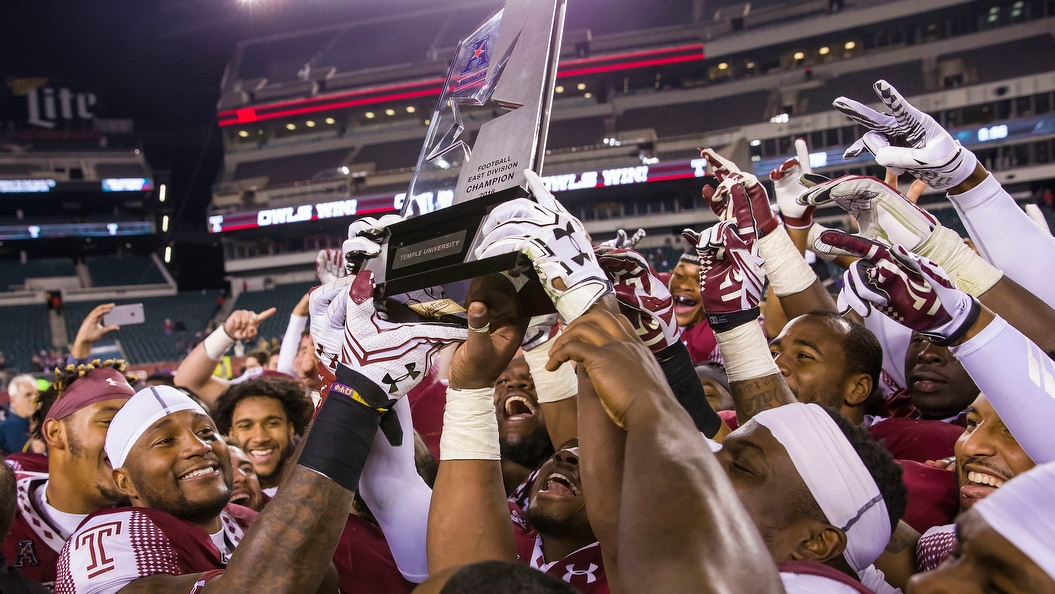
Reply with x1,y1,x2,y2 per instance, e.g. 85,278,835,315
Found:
536,469,581,501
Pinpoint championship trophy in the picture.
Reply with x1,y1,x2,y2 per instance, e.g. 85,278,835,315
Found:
363,0,567,320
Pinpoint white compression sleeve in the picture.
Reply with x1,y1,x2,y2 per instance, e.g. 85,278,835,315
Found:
860,306,912,392
950,173,1055,308
951,316,1055,464
276,314,307,377
358,397,432,583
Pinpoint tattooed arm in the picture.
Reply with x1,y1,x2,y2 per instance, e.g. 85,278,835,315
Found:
873,520,922,590
730,372,798,426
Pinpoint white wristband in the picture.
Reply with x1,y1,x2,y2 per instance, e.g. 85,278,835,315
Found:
203,326,236,361
440,386,500,461
522,334,577,404
714,322,779,382
916,225,1003,296
758,226,816,297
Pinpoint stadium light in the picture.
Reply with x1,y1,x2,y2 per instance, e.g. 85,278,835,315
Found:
584,92,592,99
238,130,249,137
285,123,296,130
159,184,167,203
162,215,169,232
819,46,830,55
305,120,316,127
384,108,395,116
793,51,805,60
555,85,564,93
718,62,728,70
406,106,416,113
365,111,375,119
576,83,586,90
844,41,856,50
325,117,336,125
164,245,172,264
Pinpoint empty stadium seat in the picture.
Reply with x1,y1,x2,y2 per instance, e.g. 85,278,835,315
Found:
0,258,77,290
231,282,316,342
85,255,166,287
0,304,51,373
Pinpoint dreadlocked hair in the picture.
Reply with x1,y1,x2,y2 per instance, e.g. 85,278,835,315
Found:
31,359,134,440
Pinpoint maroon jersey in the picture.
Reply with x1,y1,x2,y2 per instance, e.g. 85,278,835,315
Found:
331,514,413,594
681,320,721,366
55,505,255,594
897,461,958,534
3,470,64,590
867,417,962,463
509,502,608,593
4,452,49,474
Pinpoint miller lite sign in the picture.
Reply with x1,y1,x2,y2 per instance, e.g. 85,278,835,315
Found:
6,77,98,129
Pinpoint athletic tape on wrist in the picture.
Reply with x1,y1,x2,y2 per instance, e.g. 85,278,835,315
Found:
440,385,500,461
758,226,817,297
715,321,780,382
522,334,577,404
298,394,380,491
916,226,1003,296
203,326,236,361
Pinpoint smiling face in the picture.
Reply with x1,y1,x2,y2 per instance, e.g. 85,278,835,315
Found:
227,445,264,511
48,398,130,511
227,396,294,488
954,395,1035,512
905,333,979,420
668,260,705,327
906,510,1055,594
115,410,232,529
525,439,593,541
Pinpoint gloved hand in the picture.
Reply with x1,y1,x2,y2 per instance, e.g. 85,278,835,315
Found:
799,174,938,250
521,313,560,352
699,148,781,237
475,170,613,323
833,79,979,191
821,230,980,345
769,138,815,229
597,248,680,354
596,228,646,252
310,270,467,443
683,215,766,333
315,249,347,284
343,214,404,273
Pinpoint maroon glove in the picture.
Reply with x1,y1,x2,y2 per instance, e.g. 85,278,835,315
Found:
597,248,680,354
683,218,766,333
700,148,781,237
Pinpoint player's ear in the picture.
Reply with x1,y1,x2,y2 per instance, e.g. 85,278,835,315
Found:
798,524,847,565
42,418,66,452
112,468,138,501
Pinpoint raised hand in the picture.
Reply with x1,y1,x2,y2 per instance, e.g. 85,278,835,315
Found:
699,148,781,237
475,169,612,323
223,308,277,341
683,218,766,333
769,138,814,229
596,247,680,354
799,174,938,250
596,227,646,252
820,230,980,345
833,79,979,191
315,248,347,283
343,214,404,273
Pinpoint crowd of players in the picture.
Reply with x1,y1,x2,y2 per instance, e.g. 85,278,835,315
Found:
1,80,1054,593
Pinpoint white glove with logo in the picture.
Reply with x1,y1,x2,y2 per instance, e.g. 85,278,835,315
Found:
343,214,404,273
834,80,979,191
769,138,814,229
475,170,613,323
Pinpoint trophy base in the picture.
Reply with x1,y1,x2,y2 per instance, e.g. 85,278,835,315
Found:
366,186,556,323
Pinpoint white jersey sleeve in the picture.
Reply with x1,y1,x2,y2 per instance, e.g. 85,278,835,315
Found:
951,315,1055,464
950,173,1055,308
276,313,308,377
55,511,181,594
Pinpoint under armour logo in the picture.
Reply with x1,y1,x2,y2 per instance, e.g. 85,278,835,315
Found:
563,563,598,584
105,377,120,387
382,363,420,394
552,222,577,242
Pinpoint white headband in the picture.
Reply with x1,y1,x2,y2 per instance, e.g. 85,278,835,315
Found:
105,386,207,469
753,404,890,576
974,461,1055,582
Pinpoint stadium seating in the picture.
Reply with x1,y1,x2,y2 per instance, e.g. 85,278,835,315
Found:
0,304,51,373
945,35,1055,85
231,148,354,187
85,255,167,287
799,61,925,115
0,258,77,290
63,292,222,364
230,282,316,343
617,91,769,137
350,139,425,173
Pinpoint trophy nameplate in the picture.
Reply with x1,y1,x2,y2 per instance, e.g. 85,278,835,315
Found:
364,0,566,318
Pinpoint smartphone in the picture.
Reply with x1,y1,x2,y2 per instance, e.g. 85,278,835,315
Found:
103,303,145,326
